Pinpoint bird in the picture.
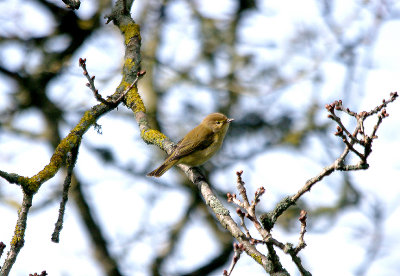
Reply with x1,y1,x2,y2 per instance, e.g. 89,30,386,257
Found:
147,113,233,177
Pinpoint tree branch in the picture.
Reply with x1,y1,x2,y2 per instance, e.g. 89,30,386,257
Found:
261,92,397,234
0,193,33,275
51,140,81,243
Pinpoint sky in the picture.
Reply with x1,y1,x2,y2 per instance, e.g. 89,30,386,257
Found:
1,0,400,275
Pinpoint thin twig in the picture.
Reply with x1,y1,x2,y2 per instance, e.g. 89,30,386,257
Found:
326,104,360,145
223,243,244,276
235,208,251,238
51,140,81,243
78,58,109,105
294,92,398,201
236,170,250,209
228,172,271,239
79,58,145,106
294,210,307,254
226,193,245,209
112,70,145,104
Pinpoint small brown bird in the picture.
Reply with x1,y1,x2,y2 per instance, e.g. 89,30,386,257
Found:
147,113,234,177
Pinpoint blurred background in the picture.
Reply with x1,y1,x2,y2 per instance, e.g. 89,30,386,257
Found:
0,0,400,275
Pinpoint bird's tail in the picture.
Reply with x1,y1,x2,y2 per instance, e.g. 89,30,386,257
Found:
147,159,178,177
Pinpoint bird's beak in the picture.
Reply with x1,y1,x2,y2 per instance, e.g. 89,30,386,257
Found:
227,118,234,123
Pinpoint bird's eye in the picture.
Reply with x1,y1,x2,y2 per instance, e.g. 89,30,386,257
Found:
216,121,221,125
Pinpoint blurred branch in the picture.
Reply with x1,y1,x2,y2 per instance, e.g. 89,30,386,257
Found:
71,176,123,276
180,243,233,276
0,242,5,258
151,198,197,275
28,271,48,276
61,0,80,10
354,199,384,276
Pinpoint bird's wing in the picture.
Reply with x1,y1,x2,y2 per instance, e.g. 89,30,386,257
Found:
171,126,214,160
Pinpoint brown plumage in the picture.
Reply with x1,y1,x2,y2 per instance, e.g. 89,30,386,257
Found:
147,113,233,177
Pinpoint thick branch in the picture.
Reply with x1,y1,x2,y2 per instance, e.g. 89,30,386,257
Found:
0,193,33,275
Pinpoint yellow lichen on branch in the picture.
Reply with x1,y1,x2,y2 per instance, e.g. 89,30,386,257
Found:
250,253,263,265
10,224,23,247
141,129,167,148
119,80,146,113
28,132,79,193
124,58,135,71
120,22,141,45
24,110,96,193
